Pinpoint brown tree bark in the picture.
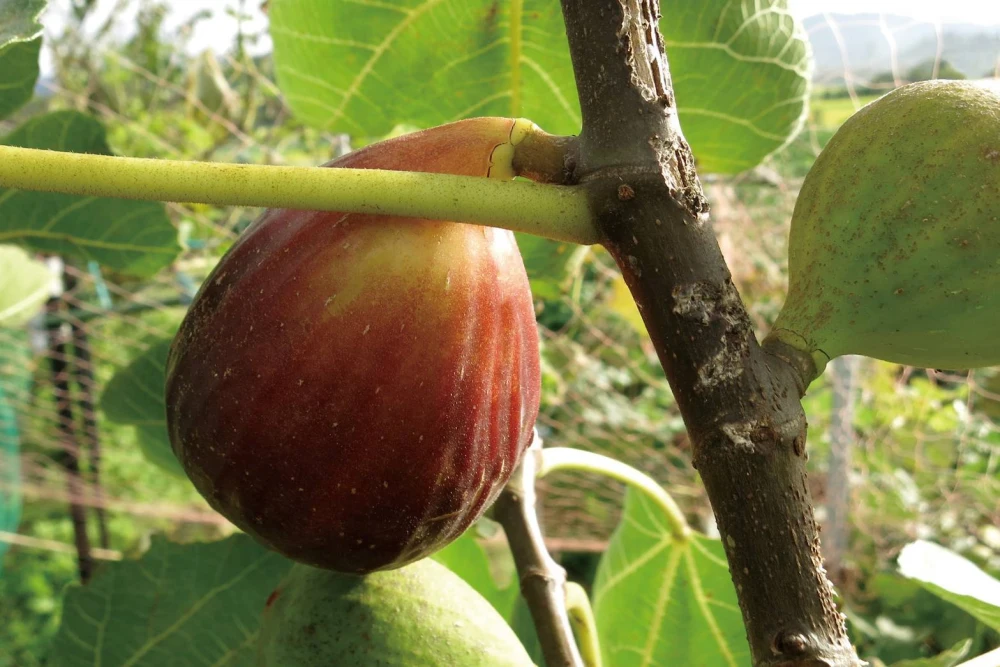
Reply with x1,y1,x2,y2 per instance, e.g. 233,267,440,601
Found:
557,1,862,664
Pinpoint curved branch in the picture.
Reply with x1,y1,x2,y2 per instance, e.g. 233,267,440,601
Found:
565,582,603,667
537,447,690,540
492,432,584,667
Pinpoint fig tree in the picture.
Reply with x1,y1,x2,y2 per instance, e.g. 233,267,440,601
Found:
764,80,1000,381
166,118,541,573
257,558,535,666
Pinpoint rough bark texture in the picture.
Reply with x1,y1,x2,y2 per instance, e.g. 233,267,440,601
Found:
558,1,862,664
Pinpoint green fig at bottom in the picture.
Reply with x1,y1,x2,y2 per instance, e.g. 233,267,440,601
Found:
764,80,1000,381
257,558,535,666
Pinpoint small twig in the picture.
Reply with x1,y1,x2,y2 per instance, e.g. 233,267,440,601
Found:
45,268,94,583
492,432,583,667
565,582,603,667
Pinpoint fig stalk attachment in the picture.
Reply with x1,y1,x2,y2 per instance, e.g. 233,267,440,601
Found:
0,121,597,245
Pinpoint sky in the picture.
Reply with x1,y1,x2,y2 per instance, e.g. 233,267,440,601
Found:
38,0,1000,75
790,0,1000,24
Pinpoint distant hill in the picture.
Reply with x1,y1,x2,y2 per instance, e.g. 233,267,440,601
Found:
804,13,1000,84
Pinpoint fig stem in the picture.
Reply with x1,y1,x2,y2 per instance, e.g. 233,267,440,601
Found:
492,432,585,667
537,447,691,540
760,329,827,392
565,582,603,667
0,144,600,245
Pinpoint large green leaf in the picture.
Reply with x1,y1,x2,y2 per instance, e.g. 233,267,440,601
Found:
48,534,294,666
592,488,749,666
662,0,811,174
0,244,50,327
0,0,44,44
100,336,185,477
269,0,809,174
898,540,1000,632
269,0,578,137
0,0,44,120
0,111,180,277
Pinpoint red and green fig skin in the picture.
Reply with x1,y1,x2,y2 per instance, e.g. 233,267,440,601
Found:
165,118,541,574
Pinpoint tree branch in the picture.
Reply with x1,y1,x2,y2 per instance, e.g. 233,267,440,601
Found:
493,432,583,667
557,1,861,665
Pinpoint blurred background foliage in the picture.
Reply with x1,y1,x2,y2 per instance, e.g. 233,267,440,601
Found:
0,1,999,665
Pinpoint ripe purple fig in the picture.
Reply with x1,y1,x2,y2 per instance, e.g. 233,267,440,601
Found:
166,118,541,573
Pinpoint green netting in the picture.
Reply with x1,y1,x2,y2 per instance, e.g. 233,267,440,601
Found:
0,332,32,575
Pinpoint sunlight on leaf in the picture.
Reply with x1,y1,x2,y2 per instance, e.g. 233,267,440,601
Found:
0,245,50,327
0,0,45,120
898,540,1000,632
269,0,578,138
270,0,809,175
662,0,811,173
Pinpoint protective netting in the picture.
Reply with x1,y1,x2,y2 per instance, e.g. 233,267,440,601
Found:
1,8,999,606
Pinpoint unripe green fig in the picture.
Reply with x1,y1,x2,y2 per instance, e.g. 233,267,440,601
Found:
257,558,535,666
165,118,542,574
764,80,1000,381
